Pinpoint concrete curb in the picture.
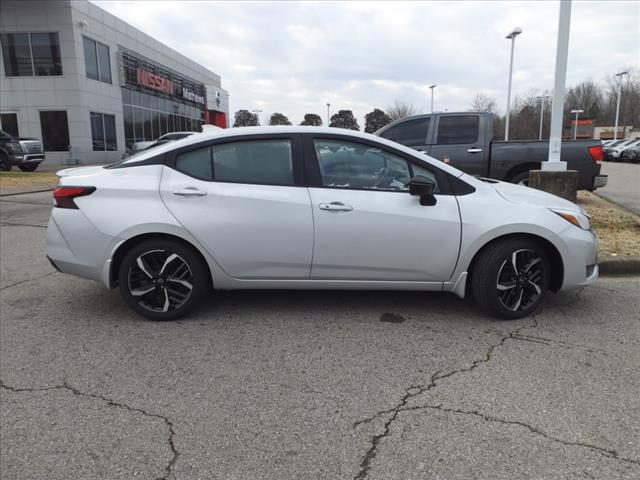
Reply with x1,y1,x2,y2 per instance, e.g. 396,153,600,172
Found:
598,256,640,276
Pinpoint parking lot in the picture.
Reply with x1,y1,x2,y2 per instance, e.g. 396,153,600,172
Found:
1,191,639,479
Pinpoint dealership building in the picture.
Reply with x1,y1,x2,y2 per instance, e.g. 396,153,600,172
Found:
0,0,229,164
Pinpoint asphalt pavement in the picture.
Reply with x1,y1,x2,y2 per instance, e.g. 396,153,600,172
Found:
597,162,640,215
1,192,639,480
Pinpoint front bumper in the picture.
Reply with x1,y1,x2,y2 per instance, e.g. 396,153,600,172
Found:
10,154,45,165
593,174,608,189
559,226,599,290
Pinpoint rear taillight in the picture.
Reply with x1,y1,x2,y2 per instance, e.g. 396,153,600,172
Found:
53,186,96,209
587,145,603,163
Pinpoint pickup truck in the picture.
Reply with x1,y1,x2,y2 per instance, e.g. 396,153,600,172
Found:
0,129,46,172
375,112,607,190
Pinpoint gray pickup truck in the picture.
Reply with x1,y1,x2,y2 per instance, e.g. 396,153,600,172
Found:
0,129,46,172
376,112,607,190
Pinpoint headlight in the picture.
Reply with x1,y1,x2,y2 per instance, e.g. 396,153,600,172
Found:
5,142,23,153
551,209,591,230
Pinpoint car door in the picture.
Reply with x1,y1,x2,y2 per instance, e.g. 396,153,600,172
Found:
377,116,433,153
428,114,487,177
160,134,313,279
305,135,461,282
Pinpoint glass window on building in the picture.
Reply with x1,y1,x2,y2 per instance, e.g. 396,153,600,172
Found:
83,36,111,83
40,111,69,151
90,112,117,151
0,113,19,137
1,32,62,76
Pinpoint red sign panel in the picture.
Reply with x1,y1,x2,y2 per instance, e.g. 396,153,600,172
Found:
136,68,173,94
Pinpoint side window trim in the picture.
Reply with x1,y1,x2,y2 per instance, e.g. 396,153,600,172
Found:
167,134,306,187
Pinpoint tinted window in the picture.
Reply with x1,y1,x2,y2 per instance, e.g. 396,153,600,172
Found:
213,140,293,185
40,111,69,151
437,115,479,145
314,139,411,191
0,113,19,137
1,32,61,76
176,147,212,180
104,114,116,150
96,42,111,83
380,117,430,146
90,112,117,151
1,33,32,76
83,37,99,80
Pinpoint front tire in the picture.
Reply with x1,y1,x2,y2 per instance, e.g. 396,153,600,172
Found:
471,238,550,320
0,153,11,171
118,239,209,321
18,164,39,172
509,171,530,186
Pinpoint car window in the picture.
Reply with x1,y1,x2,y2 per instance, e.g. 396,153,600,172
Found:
437,115,479,145
411,163,441,194
175,146,212,179
379,117,430,146
314,139,411,191
213,139,293,185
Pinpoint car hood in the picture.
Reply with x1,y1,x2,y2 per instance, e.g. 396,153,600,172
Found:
489,180,582,212
56,166,105,178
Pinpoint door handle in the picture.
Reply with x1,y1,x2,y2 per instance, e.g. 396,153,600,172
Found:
319,202,353,212
467,148,483,153
172,187,207,197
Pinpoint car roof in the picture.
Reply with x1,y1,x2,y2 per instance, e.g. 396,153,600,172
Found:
119,126,466,178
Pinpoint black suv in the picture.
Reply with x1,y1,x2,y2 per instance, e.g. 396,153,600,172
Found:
0,129,46,172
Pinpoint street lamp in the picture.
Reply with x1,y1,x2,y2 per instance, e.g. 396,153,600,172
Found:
428,85,436,113
538,93,549,140
504,26,522,141
570,109,584,140
613,70,629,140
326,102,331,126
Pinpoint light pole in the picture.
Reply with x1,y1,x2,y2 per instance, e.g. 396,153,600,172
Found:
613,70,629,140
538,93,549,140
570,109,583,140
428,85,436,113
326,103,331,126
504,27,522,141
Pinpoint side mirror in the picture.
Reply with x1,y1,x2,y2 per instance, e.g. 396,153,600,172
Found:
409,175,437,206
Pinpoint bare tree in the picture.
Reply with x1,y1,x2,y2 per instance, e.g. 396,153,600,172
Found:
469,93,498,114
386,101,418,121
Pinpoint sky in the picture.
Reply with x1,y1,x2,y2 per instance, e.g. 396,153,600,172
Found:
93,0,639,126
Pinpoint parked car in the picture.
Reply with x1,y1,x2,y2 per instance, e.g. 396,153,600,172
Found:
603,139,638,161
122,132,196,159
621,145,640,163
375,112,607,190
47,127,598,321
0,129,45,172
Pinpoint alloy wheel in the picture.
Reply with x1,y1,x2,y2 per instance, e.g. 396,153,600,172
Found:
127,249,193,313
496,249,545,312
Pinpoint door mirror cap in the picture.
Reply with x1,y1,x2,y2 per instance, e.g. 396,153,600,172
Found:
409,175,437,206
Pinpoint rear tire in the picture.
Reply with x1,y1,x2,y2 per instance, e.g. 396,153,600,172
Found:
0,153,11,171
18,164,39,172
118,238,209,321
509,171,530,186
471,237,550,320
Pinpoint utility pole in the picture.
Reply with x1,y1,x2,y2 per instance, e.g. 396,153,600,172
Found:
326,103,331,126
429,85,436,113
538,93,548,140
504,27,522,141
571,109,583,140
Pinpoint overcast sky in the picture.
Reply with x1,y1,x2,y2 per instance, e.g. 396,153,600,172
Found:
94,0,639,126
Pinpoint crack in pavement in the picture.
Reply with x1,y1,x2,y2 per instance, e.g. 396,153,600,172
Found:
0,221,47,228
351,293,595,480
1,380,179,480
407,403,640,467
0,272,58,291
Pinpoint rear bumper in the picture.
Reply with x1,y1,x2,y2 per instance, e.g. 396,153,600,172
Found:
593,174,608,189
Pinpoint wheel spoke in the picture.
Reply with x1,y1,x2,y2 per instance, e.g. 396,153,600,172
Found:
159,253,179,275
510,251,520,274
524,257,541,273
527,280,542,295
497,282,516,291
136,256,154,278
167,278,193,290
511,288,524,311
162,288,170,312
131,286,155,297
